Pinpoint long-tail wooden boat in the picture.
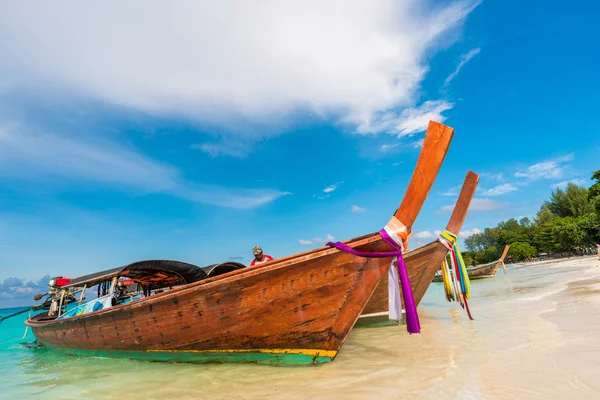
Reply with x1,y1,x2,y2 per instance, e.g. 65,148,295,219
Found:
432,244,511,281
24,121,454,366
357,170,479,325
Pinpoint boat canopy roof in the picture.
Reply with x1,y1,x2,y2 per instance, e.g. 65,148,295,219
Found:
63,260,247,289
63,267,123,288
63,260,209,289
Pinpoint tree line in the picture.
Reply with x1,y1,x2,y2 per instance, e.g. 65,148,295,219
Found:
462,170,600,265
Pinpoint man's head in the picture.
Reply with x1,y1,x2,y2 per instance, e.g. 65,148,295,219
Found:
252,245,263,260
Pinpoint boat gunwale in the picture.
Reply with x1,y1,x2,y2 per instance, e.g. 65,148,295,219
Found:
26,234,443,328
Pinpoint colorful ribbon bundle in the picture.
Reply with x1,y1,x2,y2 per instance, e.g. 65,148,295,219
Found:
437,230,474,320
327,216,420,334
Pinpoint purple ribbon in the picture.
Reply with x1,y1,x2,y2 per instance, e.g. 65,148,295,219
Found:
327,229,421,334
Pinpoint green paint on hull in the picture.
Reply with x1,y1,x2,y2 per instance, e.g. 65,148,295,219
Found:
355,315,406,328
41,346,334,366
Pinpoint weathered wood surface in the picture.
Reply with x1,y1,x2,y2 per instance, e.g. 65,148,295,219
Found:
360,170,479,318
26,121,455,364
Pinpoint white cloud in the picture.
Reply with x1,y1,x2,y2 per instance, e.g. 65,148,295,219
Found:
192,141,247,158
351,205,366,213
413,139,425,148
480,172,504,181
355,100,454,136
481,183,517,196
437,198,505,214
299,234,335,245
459,227,481,238
444,48,481,86
515,154,574,181
323,183,342,193
0,1,479,136
0,123,291,209
413,230,436,239
314,234,336,244
379,143,399,152
442,184,462,196
0,122,177,192
551,178,586,189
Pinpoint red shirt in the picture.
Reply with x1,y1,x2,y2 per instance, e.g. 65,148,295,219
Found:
250,254,274,266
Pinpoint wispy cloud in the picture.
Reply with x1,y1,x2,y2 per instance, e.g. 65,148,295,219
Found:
515,154,574,181
459,228,481,238
412,139,425,148
0,123,291,209
551,178,586,189
413,230,436,239
355,100,454,136
323,182,343,193
379,143,399,152
442,184,462,196
0,1,479,136
351,205,366,213
0,122,178,192
299,234,335,246
315,234,335,243
437,198,505,214
480,172,505,181
192,141,247,158
481,183,517,196
444,48,481,86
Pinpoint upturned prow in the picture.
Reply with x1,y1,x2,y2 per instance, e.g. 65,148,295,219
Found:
395,121,454,230
445,170,479,235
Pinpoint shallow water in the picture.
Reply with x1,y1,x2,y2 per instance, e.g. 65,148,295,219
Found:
2,258,600,399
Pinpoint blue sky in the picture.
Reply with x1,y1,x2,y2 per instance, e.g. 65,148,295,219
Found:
0,0,598,307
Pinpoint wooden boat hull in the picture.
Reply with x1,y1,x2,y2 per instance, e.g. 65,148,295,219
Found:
432,245,510,282
26,234,398,365
432,261,498,282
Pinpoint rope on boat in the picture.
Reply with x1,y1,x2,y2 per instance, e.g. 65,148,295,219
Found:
21,308,33,340
437,231,474,320
327,216,421,334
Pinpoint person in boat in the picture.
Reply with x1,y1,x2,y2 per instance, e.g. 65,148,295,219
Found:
250,245,274,267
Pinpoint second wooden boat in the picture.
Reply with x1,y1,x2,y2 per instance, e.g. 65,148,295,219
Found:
357,170,479,325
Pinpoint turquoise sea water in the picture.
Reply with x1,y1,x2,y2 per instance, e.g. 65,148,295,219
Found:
2,258,600,399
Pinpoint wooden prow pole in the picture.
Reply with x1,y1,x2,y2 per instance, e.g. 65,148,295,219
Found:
445,170,479,234
395,121,454,230
499,245,510,274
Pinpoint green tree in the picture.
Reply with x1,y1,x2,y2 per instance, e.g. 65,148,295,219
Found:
535,204,557,225
534,221,560,253
576,212,600,245
544,183,594,218
519,217,532,227
551,217,585,251
589,170,600,214
509,242,537,261
475,245,500,264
